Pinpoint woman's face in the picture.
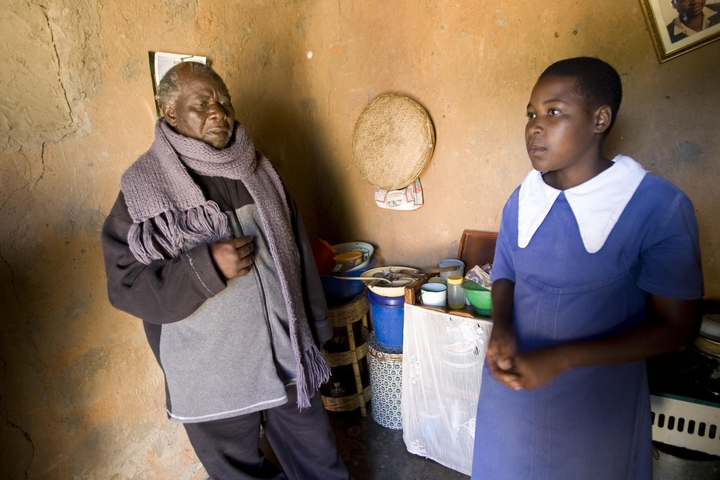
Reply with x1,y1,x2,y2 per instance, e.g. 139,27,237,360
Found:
524,76,599,175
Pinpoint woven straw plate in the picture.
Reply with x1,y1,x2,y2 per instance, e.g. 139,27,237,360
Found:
352,93,435,191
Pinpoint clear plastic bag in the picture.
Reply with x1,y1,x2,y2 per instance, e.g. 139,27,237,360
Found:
402,305,493,475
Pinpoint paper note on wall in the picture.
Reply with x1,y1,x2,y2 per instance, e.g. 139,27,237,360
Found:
375,179,424,210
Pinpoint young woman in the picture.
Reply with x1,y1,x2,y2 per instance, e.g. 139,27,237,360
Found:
471,57,703,480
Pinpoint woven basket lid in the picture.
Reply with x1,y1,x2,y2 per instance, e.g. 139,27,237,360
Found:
352,93,435,191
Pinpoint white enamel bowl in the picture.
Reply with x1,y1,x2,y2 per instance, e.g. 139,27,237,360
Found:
360,266,420,297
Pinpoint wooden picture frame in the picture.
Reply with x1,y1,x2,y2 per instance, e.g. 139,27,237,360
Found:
639,0,720,62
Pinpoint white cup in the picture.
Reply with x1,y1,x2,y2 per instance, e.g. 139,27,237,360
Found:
439,259,465,280
420,283,447,307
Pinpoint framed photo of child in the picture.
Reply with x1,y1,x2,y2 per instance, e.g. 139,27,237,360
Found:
639,0,720,62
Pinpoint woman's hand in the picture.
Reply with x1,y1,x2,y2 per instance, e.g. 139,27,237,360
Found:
489,344,567,391
486,325,522,389
499,295,701,391
486,278,522,388
506,347,567,391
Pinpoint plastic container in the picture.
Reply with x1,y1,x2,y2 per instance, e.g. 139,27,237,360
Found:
463,280,492,316
368,290,405,349
447,275,466,310
313,239,337,276
368,333,403,429
439,259,465,280
321,257,378,305
332,251,363,273
332,242,375,273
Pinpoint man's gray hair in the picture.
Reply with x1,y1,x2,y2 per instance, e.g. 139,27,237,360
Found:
156,62,225,108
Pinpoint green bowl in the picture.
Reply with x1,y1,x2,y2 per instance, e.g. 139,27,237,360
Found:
462,280,492,316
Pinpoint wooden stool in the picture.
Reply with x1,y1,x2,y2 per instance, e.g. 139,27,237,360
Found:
321,291,372,416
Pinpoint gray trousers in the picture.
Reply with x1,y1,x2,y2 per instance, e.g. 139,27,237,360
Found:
183,386,353,480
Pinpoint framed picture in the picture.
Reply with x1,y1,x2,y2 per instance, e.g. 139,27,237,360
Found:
639,0,720,62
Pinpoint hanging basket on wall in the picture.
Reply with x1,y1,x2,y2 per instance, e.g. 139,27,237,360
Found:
352,93,435,191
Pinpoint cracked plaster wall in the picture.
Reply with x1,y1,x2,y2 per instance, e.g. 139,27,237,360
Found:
1,0,319,478
0,0,719,478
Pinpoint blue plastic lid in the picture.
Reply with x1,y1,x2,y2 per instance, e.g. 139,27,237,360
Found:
367,290,405,306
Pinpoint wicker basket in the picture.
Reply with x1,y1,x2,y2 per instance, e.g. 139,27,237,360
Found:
352,93,435,191
322,385,372,412
327,291,369,327
323,327,369,367
321,291,371,415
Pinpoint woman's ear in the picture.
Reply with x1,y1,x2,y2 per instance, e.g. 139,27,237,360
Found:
162,103,177,127
594,105,613,134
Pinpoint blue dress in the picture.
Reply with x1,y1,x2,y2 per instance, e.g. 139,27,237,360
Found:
471,173,703,480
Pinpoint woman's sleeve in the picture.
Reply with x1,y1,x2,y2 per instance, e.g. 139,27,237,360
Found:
490,195,517,284
636,191,704,300
101,192,227,324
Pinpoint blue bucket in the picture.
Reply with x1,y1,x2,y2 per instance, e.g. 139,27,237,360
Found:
368,290,405,350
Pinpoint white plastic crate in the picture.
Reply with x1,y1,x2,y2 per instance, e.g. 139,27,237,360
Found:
651,394,720,456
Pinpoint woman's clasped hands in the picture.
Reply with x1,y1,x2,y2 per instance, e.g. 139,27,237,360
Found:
486,325,568,391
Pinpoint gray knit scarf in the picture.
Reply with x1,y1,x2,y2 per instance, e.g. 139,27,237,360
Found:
121,118,330,409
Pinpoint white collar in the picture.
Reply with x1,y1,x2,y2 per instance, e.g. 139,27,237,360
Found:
518,155,647,253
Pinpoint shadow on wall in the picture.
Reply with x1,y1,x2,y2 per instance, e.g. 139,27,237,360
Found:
0,218,103,477
227,39,355,244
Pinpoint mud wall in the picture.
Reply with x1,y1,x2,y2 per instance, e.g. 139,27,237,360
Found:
1,0,718,478
304,2,720,293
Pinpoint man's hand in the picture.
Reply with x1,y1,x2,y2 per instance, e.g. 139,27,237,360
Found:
209,236,255,280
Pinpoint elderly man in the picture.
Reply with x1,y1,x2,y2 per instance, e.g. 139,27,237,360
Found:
102,61,352,480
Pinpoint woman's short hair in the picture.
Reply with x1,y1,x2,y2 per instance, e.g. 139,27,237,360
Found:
539,57,622,129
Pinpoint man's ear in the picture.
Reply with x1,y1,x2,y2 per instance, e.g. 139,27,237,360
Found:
162,103,178,127
593,105,613,134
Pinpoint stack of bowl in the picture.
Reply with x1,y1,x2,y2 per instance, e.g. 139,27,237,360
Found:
319,242,376,305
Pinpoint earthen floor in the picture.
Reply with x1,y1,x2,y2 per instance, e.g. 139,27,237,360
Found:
259,407,470,480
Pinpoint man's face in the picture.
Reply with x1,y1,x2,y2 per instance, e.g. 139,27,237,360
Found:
163,69,235,149
672,0,706,19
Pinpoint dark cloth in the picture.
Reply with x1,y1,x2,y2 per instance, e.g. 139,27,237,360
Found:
184,386,352,480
